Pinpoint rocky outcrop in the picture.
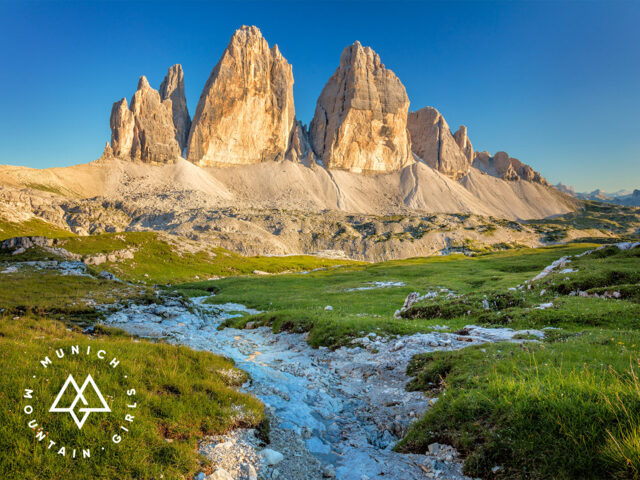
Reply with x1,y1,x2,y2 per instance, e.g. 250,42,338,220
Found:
473,151,548,185
110,98,135,159
309,41,412,173
407,107,470,181
109,76,182,164
187,26,295,166
453,126,474,164
286,121,315,164
159,64,191,152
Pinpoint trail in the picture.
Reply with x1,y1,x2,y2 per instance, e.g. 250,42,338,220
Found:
105,297,542,480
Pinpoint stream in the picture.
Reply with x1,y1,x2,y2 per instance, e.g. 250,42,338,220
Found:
105,295,542,480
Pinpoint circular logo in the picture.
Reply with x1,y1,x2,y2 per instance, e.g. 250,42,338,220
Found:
22,344,137,459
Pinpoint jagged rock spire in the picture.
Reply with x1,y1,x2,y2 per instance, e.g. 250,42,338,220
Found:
186,25,296,166
159,64,191,152
109,75,182,164
407,107,471,180
309,41,413,173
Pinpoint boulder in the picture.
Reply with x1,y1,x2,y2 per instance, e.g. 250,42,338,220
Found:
407,107,470,180
259,448,284,465
309,41,413,173
187,25,296,166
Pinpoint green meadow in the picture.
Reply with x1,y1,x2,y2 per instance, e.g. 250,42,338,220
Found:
1,216,639,479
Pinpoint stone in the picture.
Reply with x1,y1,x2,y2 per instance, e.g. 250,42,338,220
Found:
407,107,470,180
205,469,233,480
309,41,413,173
242,463,258,480
98,270,116,280
187,25,295,166
109,76,182,164
159,64,191,152
259,448,284,465
473,150,548,185
322,464,337,478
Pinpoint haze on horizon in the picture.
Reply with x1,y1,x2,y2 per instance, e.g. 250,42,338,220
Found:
0,0,638,192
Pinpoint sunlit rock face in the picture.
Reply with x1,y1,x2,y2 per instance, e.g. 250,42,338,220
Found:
109,76,181,164
309,41,413,173
453,125,474,164
186,25,296,166
407,107,471,181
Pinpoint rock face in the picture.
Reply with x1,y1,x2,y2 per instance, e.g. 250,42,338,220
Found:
109,76,182,164
453,125,474,164
187,26,296,166
633,189,640,199
309,41,412,173
286,121,314,164
473,151,548,185
407,107,471,180
159,64,191,152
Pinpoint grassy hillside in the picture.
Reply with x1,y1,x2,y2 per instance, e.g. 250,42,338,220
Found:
0,268,265,480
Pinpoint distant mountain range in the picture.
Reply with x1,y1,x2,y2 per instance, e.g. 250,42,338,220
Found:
555,184,640,206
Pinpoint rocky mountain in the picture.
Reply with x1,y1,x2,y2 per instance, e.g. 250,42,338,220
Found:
108,76,182,164
308,41,413,173
159,64,191,152
407,107,471,181
0,24,586,261
473,151,548,185
558,185,640,206
186,25,296,166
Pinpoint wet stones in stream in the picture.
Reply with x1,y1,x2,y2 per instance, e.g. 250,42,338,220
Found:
106,297,541,480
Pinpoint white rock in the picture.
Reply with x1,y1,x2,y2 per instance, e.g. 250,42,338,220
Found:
259,448,284,466
206,469,233,480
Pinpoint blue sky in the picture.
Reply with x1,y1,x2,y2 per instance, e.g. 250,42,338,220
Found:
0,0,638,192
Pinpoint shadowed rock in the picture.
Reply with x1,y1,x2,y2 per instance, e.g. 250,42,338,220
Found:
159,64,191,152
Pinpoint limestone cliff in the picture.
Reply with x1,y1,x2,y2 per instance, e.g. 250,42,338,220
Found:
309,41,412,173
159,64,191,152
407,107,470,180
186,26,296,166
109,76,181,164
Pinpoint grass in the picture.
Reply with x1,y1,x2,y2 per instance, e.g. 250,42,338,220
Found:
184,244,596,348
0,315,265,480
0,218,75,241
55,231,359,284
0,268,156,321
396,334,640,479
3,214,640,478
0,263,266,480
177,242,640,478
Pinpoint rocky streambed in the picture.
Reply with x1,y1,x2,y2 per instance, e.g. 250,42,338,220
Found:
105,296,543,480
